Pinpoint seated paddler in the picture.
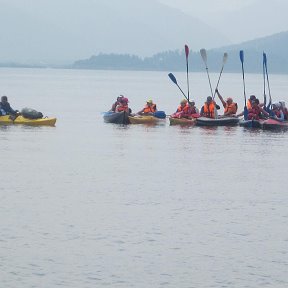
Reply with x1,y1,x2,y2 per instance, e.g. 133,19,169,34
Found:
215,89,238,117
137,99,157,115
200,96,220,119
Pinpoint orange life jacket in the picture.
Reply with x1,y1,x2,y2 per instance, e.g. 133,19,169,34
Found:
247,100,252,110
224,102,238,114
203,102,215,118
116,104,128,112
143,104,156,113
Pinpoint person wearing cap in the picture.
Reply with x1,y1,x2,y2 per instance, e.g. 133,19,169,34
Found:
200,96,220,118
137,99,157,115
215,89,238,117
111,95,124,112
115,97,130,113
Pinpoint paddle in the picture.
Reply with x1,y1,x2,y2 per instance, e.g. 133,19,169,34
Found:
213,52,228,99
185,45,190,101
200,49,214,98
263,52,267,109
263,52,272,111
239,50,248,120
168,72,188,101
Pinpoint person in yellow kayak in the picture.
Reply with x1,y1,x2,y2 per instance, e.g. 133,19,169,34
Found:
0,96,20,118
200,96,220,118
137,99,157,115
215,89,238,117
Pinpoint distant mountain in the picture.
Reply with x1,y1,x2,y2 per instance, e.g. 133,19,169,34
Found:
0,0,228,64
72,31,288,74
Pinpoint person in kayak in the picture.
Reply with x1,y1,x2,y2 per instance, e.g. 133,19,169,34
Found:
137,99,157,115
247,95,256,110
115,97,130,113
0,96,19,117
111,95,124,112
200,96,220,118
247,99,269,120
279,101,288,120
215,89,238,117
270,103,284,121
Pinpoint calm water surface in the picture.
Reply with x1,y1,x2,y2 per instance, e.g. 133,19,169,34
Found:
0,68,288,288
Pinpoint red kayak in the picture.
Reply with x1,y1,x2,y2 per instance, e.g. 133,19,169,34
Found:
262,118,288,130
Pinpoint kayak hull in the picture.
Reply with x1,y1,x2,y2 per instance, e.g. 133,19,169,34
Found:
128,115,165,124
239,119,263,128
169,117,196,126
0,115,56,126
196,117,239,126
103,111,129,124
262,118,288,130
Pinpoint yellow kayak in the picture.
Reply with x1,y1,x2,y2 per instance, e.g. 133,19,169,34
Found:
169,117,196,126
128,115,165,124
0,115,57,126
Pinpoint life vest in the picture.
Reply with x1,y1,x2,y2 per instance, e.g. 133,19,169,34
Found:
224,102,238,114
116,104,128,112
143,104,156,113
203,102,215,118
248,106,261,120
273,109,281,118
247,100,252,110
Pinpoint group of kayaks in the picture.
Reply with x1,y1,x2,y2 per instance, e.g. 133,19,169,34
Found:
103,110,288,130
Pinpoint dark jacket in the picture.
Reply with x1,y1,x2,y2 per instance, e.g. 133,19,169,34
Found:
0,102,17,116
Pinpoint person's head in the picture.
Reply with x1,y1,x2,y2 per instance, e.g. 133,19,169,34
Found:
249,95,256,101
279,101,286,109
180,99,187,107
226,97,233,104
120,97,129,105
206,96,212,103
147,99,153,106
1,96,8,103
252,99,260,107
189,100,195,106
117,95,124,102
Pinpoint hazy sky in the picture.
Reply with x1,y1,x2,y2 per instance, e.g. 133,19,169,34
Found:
159,0,288,42
0,0,287,63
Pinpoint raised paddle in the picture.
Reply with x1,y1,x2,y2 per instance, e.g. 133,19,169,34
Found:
185,44,190,101
168,72,189,101
263,52,267,109
263,52,272,111
213,52,228,99
239,50,248,120
200,48,214,98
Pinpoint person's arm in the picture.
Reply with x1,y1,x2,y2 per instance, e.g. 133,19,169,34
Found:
200,106,204,116
215,90,226,107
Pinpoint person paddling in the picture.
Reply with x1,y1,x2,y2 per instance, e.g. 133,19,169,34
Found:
0,96,20,119
137,99,157,115
215,89,238,117
247,99,269,120
200,96,220,119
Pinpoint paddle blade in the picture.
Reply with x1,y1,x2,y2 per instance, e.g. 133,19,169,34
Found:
263,52,267,65
168,73,177,85
185,45,189,58
240,50,244,63
223,52,228,64
200,48,207,63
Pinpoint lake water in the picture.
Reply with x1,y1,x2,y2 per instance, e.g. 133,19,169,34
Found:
1,68,288,288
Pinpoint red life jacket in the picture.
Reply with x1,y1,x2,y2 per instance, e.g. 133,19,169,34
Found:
116,104,128,112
